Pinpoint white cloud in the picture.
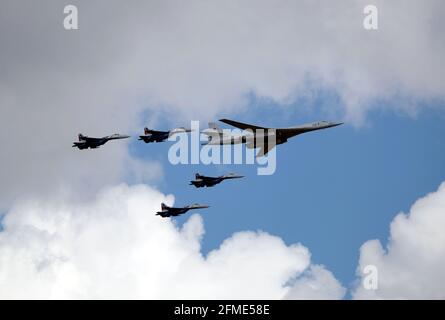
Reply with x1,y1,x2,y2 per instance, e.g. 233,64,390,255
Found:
285,265,346,300
0,184,344,299
4,180,445,300
353,182,445,299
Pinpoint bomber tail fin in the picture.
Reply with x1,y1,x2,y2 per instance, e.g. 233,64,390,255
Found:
208,122,219,130
201,122,224,145
202,122,222,141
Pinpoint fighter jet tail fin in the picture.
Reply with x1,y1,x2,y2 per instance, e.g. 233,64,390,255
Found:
195,173,201,180
144,127,151,135
161,203,170,211
78,134,85,141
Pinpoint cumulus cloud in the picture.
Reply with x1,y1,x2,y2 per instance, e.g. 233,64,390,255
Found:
353,182,445,299
0,184,344,299
1,0,444,207
285,265,346,300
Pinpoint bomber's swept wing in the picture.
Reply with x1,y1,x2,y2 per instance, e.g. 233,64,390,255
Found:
256,144,276,157
245,139,275,157
219,119,267,131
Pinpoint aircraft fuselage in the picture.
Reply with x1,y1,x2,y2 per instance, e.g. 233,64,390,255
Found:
206,121,342,147
73,134,130,150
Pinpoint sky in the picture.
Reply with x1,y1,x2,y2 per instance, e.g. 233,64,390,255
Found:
130,96,445,289
0,0,444,299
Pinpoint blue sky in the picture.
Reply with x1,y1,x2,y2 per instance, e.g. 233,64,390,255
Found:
129,96,445,289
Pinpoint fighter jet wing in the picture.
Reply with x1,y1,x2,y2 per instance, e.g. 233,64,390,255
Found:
222,173,244,179
219,119,268,130
147,130,169,135
188,204,210,209
72,141,87,147
157,211,182,217
139,128,170,142
82,136,102,143
197,175,216,181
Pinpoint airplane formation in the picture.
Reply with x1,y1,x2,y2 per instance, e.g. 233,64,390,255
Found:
73,118,343,217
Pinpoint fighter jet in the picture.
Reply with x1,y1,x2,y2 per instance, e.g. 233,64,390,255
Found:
72,133,130,150
139,127,192,143
203,119,343,157
190,173,244,188
156,203,210,218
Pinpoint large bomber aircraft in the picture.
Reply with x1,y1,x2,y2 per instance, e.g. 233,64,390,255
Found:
190,173,244,188
139,127,192,143
202,119,343,156
156,203,210,218
72,133,130,150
